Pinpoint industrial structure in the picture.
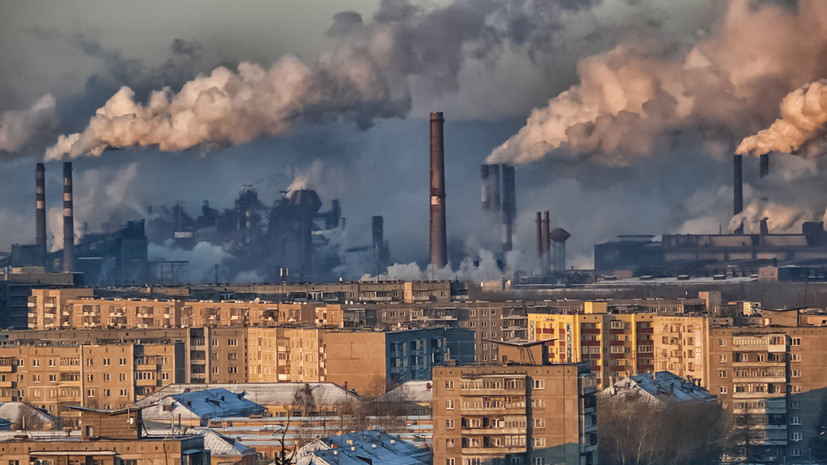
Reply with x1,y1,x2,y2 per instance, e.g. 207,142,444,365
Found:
430,112,448,267
481,163,517,254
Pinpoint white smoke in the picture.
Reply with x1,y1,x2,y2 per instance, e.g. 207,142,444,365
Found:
148,240,233,284
737,79,827,157
0,94,57,156
363,248,508,282
487,0,827,166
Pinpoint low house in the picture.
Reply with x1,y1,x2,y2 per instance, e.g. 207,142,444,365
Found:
142,388,266,427
295,430,431,465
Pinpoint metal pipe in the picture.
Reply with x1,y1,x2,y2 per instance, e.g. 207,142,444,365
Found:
36,163,46,265
734,155,743,235
429,112,448,267
63,161,74,272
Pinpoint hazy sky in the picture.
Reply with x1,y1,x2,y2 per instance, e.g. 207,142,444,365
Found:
1,0,821,280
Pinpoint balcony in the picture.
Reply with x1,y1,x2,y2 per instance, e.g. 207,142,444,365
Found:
0,381,14,388
461,447,525,455
136,377,157,387
461,427,527,435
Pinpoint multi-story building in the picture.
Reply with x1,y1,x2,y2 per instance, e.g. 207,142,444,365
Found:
0,267,82,329
707,321,827,463
528,303,707,387
0,340,185,426
432,361,598,465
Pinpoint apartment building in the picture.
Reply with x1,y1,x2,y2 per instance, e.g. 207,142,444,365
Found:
528,303,707,387
707,323,827,463
432,362,598,465
0,341,185,426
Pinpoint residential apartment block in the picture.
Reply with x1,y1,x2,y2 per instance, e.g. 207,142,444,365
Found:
432,362,597,465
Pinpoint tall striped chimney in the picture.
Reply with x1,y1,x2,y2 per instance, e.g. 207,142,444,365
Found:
63,161,74,272
429,112,447,267
35,163,46,265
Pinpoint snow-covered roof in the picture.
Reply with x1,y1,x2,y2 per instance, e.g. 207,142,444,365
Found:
295,430,430,465
0,402,56,430
602,371,717,405
377,380,433,404
202,429,255,457
137,383,360,408
142,388,265,421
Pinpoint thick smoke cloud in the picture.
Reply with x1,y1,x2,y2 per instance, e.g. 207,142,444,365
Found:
487,0,827,166
0,95,57,157
738,79,827,157
46,0,652,161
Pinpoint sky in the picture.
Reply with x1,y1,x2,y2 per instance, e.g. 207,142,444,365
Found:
2,0,827,281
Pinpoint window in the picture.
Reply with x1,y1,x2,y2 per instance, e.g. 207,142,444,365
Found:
227,339,239,346
228,367,238,374
533,379,545,389
48,359,55,367
791,416,801,425
790,400,801,409
86,358,93,366
718,339,727,347
532,457,545,465
103,358,110,366
791,337,801,346
32,359,40,367
446,439,455,448
445,419,455,429
719,370,727,378
446,400,455,410
104,389,111,397
719,354,727,362
445,380,454,390
791,432,803,442
48,374,56,382
533,438,547,447
791,353,801,362
446,459,455,465
104,373,110,382
212,367,220,374
87,389,95,397
720,386,727,394
120,389,128,397
120,358,127,366
793,385,802,393
792,370,800,377
32,374,40,383
534,418,545,428
87,374,94,382
120,373,127,381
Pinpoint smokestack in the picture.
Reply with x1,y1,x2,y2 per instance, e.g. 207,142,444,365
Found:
63,161,74,273
35,163,46,265
372,215,384,276
429,112,447,268
760,154,769,178
481,165,490,210
733,155,744,235
542,211,550,273
535,212,543,258
501,165,515,253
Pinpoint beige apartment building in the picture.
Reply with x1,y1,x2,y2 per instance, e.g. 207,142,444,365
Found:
706,319,827,463
528,302,708,387
432,362,598,465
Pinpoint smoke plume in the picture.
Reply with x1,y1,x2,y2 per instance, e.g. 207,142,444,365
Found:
737,79,827,157
44,0,625,161
487,0,827,166
0,95,57,157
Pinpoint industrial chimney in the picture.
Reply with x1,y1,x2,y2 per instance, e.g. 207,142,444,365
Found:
501,165,515,253
542,211,550,273
372,215,384,276
35,163,46,265
733,155,743,235
429,112,447,268
63,161,74,272
760,154,769,179
535,212,543,259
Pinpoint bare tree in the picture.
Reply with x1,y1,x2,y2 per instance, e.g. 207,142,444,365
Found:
599,395,730,465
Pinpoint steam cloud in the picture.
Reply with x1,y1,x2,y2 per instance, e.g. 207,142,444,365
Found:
487,0,827,166
737,80,827,157
45,0,607,161
0,95,57,156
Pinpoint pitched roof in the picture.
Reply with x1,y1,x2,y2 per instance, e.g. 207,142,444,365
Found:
142,388,265,421
602,371,717,405
296,430,431,465
137,383,360,408
377,380,433,404
202,429,256,457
